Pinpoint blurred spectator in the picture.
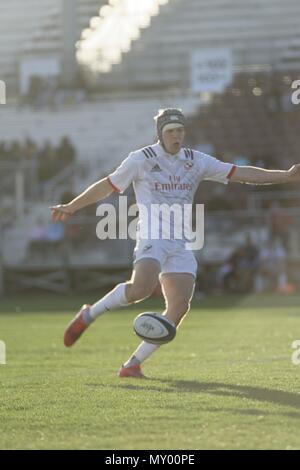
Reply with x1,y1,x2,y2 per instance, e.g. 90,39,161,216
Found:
27,217,48,257
46,221,65,245
268,202,292,249
23,75,86,109
0,136,76,188
255,238,294,293
238,234,260,292
216,254,238,292
60,190,84,247
56,137,76,170
23,137,38,160
216,235,260,293
27,217,65,261
27,76,45,106
25,76,59,108
38,140,56,181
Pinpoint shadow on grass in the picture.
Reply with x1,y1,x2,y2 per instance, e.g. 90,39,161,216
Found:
116,379,300,412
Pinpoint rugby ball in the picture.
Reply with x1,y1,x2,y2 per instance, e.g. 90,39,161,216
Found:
133,312,176,345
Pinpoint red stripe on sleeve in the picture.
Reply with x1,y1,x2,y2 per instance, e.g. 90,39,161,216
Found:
107,177,121,193
227,165,237,180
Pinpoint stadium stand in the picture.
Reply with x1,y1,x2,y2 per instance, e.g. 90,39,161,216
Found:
0,92,200,267
0,0,107,92
78,0,300,90
186,71,300,166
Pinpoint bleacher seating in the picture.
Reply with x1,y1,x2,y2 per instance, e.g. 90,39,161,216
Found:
1,0,300,280
0,92,201,181
0,0,106,89
186,71,300,167
0,92,201,265
78,0,300,90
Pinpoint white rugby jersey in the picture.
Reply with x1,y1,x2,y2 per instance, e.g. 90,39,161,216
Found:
107,142,236,241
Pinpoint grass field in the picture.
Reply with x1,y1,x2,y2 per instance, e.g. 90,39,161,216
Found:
0,292,300,450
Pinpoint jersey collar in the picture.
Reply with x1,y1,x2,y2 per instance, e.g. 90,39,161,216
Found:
153,142,186,160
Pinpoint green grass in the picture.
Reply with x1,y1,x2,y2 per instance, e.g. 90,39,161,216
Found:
1,293,300,449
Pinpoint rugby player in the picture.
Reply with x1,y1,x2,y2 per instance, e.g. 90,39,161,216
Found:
51,108,300,378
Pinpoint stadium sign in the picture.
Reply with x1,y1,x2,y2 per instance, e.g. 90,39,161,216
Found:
191,48,233,93
0,80,6,104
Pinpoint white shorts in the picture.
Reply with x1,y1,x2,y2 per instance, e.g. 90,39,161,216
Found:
133,239,198,278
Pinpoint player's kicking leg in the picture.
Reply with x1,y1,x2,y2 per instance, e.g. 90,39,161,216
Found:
63,259,160,348
118,272,195,378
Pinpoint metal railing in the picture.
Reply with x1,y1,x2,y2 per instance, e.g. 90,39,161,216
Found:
40,161,79,202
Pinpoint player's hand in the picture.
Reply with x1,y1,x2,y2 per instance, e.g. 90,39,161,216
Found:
50,204,74,222
287,164,300,182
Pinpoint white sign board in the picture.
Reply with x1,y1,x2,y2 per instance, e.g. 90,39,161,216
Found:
191,49,233,93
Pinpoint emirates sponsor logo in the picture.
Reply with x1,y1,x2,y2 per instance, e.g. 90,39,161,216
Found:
154,182,193,191
154,174,193,191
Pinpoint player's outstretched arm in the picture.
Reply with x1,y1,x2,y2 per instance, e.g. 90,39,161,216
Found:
230,164,300,185
50,177,114,222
